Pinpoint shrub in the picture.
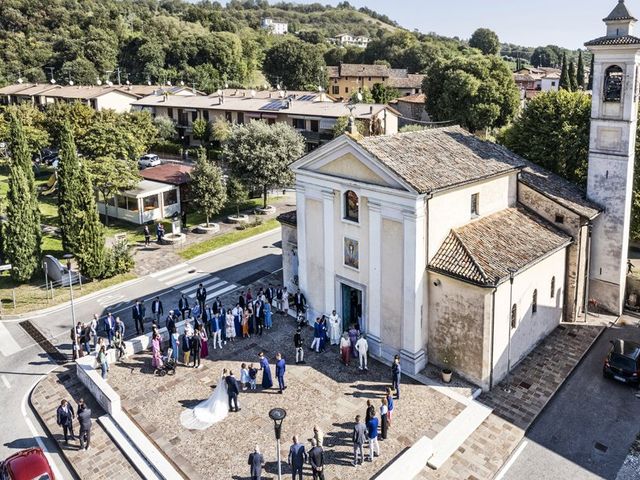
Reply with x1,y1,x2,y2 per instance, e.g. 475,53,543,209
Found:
102,238,134,278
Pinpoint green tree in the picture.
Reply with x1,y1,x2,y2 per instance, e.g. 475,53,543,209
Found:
212,118,232,144
568,60,578,91
497,90,591,185
263,39,326,90
223,122,305,208
192,118,211,143
190,148,227,225
1,114,41,281
588,55,595,90
351,86,374,103
559,53,570,90
154,116,177,141
424,55,520,132
45,102,95,149
57,122,84,254
332,116,367,138
531,46,559,68
225,177,248,218
577,51,585,90
371,83,400,104
469,28,500,55
0,105,49,158
87,156,140,226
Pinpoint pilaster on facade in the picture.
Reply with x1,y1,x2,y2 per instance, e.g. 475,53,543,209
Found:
295,184,308,298
322,189,336,314
368,201,383,356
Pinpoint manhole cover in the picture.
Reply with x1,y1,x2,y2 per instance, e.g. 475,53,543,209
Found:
594,442,608,453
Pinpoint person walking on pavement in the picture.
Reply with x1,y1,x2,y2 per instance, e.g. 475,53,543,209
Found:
392,355,401,399
132,299,146,335
309,438,325,480
275,353,286,394
366,412,380,461
310,317,322,352
355,334,369,371
77,399,92,451
352,415,367,466
97,345,109,379
56,399,75,444
151,296,164,325
143,225,151,246
248,445,265,480
288,435,307,480
294,327,304,364
90,314,98,351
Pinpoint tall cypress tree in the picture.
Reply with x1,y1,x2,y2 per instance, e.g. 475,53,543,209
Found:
577,51,585,90
74,158,106,279
569,60,578,91
2,114,42,281
57,121,83,254
559,53,570,90
588,55,595,90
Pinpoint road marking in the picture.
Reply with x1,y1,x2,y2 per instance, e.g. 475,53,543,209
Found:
1,374,10,389
182,276,220,294
149,262,189,278
0,319,22,357
494,440,528,480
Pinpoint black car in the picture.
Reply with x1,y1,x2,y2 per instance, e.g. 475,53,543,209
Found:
603,339,640,386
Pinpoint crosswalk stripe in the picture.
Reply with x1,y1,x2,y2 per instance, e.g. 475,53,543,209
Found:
206,283,238,298
150,263,189,278
159,270,194,283
182,276,222,294
187,281,227,298
164,272,208,287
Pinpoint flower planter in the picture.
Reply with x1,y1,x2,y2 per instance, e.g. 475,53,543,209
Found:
255,205,276,215
162,233,186,244
194,222,220,234
227,214,249,224
441,368,452,384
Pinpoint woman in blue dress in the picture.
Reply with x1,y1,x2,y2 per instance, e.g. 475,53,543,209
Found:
264,302,272,330
258,352,273,389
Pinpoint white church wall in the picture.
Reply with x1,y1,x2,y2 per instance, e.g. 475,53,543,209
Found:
427,172,517,260
380,218,404,355
491,248,567,385
304,197,326,318
280,223,298,293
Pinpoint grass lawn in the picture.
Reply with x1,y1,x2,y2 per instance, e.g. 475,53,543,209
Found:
178,218,279,260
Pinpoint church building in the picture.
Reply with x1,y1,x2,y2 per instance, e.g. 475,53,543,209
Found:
278,0,638,390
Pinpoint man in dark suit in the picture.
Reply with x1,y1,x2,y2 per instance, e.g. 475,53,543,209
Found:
392,355,402,399
210,311,222,349
77,399,92,451
166,311,177,335
288,435,307,480
275,352,286,394
294,290,306,316
178,294,190,319
309,438,325,480
191,329,201,368
266,284,274,305
212,296,222,315
239,292,246,310
102,312,115,347
248,445,265,480
226,371,240,412
196,283,207,315
151,296,164,325
56,399,75,444
132,299,145,335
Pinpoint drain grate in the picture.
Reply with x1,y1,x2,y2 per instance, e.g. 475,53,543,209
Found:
19,320,68,364
594,442,608,453
519,381,532,390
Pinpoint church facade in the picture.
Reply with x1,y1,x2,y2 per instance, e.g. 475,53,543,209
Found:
278,0,638,390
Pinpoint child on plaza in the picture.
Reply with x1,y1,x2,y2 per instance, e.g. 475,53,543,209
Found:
240,363,250,391
248,363,258,389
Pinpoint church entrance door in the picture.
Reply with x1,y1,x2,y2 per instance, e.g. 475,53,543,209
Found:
340,283,363,332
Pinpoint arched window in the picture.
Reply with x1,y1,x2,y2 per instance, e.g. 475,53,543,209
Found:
604,65,624,102
550,276,555,298
511,304,517,329
344,190,359,222
532,289,538,314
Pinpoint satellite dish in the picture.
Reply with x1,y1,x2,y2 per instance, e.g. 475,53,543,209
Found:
278,90,285,98
263,84,268,90
180,80,185,86
276,83,281,90
224,83,229,88
250,89,256,98
69,80,74,86
50,78,56,84
147,79,152,86
356,92,363,102
317,85,324,92
107,81,113,86
216,89,222,96
126,80,131,85
167,81,172,86
17,78,23,84
97,79,102,86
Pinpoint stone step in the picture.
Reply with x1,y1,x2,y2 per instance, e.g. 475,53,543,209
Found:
427,400,492,469
376,436,434,480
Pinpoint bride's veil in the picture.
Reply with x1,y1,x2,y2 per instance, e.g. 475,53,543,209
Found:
180,373,229,430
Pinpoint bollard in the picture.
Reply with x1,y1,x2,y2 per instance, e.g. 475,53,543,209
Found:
12,288,16,309
50,280,55,299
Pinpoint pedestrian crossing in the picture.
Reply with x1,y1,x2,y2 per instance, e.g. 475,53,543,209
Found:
152,265,239,302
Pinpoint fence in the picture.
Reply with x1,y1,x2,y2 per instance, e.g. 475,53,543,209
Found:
0,275,84,316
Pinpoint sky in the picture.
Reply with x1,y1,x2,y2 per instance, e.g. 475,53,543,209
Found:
254,0,628,50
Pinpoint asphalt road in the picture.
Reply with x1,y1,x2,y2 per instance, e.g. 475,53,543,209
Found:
0,229,282,477
500,316,640,480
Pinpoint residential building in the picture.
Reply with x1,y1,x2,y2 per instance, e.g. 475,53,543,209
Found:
326,64,425,99
330,33,371,48
131,89,399,151
261,18,288,35
139,163,194,211
390,94,430,124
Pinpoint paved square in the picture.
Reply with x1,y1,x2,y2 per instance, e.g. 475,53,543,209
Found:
109,311,464,479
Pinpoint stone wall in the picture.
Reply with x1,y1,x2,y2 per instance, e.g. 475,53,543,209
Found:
280,222,298,293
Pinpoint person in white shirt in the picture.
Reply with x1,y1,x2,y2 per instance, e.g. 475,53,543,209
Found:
328,310,341,345
355,334,369,371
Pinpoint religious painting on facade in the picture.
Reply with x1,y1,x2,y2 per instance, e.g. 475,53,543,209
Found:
344,237,359,269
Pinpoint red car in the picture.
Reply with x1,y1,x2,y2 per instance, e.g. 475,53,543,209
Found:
0,448,55,480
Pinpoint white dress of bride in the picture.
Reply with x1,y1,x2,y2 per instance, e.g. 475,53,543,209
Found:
180,374,229,430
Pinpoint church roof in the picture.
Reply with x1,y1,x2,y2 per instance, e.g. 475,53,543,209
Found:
356,126,525,194
430,207,571,286
603,0,637,22
585,35,640,46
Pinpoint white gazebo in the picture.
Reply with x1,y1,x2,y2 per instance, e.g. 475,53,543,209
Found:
97,180,181,225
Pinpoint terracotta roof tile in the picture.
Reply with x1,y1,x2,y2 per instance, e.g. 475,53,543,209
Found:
585,35,640,46
430,208,571,285
139,163,194,185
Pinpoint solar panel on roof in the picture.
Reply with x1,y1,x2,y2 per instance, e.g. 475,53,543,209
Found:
260,100,285,111
297,95,315,101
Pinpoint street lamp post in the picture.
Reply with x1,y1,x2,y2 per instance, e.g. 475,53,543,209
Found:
269,407,287,480
504,267,517,393
63,253,78,360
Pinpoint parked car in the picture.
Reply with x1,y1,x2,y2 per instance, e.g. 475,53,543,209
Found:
138,154,161,169
603,338,640,386
0,448,55,480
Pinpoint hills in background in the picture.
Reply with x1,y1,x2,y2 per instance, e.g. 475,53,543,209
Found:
0,0,585,91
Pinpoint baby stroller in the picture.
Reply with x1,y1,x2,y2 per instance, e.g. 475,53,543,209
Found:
155,348,176,376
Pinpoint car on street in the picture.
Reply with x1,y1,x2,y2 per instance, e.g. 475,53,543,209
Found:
138,154,161,169
0,448,55,480
603,338,640,386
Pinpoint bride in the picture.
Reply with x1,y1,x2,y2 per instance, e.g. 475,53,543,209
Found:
180,369,229,430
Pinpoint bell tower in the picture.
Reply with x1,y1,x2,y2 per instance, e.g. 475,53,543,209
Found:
586,0,640,314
